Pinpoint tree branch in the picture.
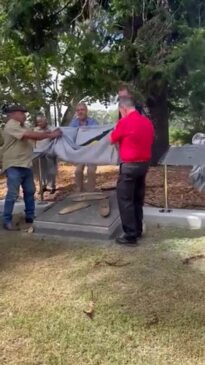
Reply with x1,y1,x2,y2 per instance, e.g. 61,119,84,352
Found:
71,0,88,24
53,1,72,17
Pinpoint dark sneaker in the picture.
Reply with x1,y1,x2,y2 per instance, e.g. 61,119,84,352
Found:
25,218,34,224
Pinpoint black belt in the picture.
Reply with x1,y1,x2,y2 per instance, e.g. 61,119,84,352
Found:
120,161,150,165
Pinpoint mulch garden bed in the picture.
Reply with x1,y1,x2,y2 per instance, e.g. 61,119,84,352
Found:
1,165,205,210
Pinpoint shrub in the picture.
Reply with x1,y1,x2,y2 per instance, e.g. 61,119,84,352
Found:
169,127,193,145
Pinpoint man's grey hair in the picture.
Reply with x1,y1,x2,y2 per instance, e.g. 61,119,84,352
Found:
119,97,135,108
76,102,88,110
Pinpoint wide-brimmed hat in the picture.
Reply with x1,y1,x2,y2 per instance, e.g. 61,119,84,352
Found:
2,104,28,114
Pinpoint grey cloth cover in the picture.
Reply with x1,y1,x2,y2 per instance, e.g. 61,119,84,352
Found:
189,133,205,192
34,125,119,166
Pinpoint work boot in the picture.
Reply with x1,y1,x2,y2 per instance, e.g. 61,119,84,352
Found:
25,218,34,224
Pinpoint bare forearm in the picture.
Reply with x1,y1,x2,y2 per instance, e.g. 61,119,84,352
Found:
23,131,52,141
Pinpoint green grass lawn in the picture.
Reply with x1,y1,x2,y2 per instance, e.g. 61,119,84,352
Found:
0,227,205,365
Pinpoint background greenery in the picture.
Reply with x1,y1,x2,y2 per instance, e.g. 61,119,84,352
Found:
0,0,205,150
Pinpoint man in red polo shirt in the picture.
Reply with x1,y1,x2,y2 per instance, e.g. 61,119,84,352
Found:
110,98,154,246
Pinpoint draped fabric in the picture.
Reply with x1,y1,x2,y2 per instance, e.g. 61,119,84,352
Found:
33,125,119,166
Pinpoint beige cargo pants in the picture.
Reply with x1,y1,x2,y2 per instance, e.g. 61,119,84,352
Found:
75,164,97,192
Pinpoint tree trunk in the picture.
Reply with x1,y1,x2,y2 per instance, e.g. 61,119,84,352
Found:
147,86,169,165
61,104,75,126
56,102,62,126
44,104,52,124
61,97,81,126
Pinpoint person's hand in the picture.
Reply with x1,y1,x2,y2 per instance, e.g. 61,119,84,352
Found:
50,128,62,139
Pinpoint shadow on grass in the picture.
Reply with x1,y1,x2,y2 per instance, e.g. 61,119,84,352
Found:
0,232,72,272
0,226,205,272
0,227,205,364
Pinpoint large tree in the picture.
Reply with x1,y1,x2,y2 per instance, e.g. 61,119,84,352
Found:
103,0,205,161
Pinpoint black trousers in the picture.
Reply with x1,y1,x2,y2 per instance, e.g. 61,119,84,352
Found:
117,162,149,238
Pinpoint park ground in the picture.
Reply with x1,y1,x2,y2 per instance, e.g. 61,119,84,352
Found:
0,227,205,364
1,165,205,364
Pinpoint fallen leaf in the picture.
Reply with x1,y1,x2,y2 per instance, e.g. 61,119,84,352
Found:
104,260,130,267
94,259,130,268
183,254,205,265
83,301,95,319
83,291,95,319
144,312,159,327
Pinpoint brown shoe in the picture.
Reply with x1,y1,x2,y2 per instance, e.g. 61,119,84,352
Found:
3,223,20,231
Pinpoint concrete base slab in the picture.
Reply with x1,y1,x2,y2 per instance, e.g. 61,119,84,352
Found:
0,199,54,217
35,191,120,239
